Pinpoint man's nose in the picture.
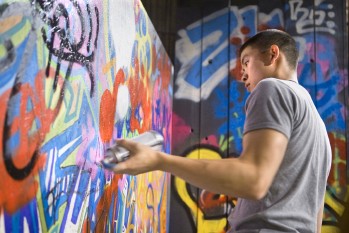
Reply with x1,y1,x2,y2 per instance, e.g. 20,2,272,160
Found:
241,72,247,82
241,67,245,74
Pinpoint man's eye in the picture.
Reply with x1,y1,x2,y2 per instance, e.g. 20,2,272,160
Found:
244,61,249,66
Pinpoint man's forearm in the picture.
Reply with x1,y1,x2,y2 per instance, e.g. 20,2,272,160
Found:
158,152,267,200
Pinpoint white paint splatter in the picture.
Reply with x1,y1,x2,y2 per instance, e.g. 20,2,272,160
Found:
23,217,29,232
0,209,5,233
109,0,136,70
116,85,130,121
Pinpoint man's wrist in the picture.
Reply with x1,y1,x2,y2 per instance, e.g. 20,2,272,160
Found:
156,151,169,172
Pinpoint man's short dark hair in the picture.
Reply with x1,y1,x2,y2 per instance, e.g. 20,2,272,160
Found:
239,29,299,70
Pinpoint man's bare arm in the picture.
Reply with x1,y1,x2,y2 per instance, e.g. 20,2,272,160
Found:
114,129,288,200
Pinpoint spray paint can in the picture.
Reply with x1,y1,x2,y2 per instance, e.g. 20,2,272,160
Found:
101,130,164,169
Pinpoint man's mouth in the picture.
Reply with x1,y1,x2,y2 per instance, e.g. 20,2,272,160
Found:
245,83,250,89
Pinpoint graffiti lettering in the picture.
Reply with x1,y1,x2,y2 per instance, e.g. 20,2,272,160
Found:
1,68,63,213
289,0,336,35
32,0,100,97
1,0,172,232
174,146,234,232
2,70,64,180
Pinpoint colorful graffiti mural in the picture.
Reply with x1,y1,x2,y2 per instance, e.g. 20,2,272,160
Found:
0,0,173,232
172,0,348,232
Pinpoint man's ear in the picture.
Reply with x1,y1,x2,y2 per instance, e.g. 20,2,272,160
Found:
270,44,280,64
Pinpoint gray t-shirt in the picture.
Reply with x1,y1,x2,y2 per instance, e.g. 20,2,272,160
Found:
228,78,332,233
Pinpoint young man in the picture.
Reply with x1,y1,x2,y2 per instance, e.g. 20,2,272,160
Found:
111,29,332,232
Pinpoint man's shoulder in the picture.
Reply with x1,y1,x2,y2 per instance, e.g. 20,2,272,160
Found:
255,78,301,96
258,77,293,87
247,78,302,109
253,78,290,95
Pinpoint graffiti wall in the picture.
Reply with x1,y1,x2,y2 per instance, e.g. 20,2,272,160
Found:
171,0,348,232
0,0,173,232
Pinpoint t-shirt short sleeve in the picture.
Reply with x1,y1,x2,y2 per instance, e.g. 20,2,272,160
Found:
243,79,294,139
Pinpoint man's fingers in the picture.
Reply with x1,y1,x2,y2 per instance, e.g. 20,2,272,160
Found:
111,162,124,173
111,159,137,175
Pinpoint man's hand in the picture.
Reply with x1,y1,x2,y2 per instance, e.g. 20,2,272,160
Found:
109,139,164,175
